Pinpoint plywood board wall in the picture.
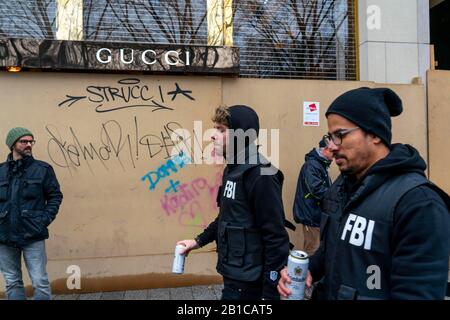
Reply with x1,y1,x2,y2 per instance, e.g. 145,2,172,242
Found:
0,72,427,293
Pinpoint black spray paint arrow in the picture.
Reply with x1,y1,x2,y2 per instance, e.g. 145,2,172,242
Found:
58,95,87,107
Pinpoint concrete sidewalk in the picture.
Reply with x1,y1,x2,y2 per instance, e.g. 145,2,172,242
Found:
3,282,449,300
51,284,224,300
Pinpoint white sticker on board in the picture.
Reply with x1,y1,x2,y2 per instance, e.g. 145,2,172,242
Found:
303,101,320,126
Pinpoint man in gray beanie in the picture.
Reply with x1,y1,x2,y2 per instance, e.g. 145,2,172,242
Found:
0,127,63,300
279,87,450,300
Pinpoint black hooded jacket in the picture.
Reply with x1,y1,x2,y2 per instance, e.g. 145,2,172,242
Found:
310,144,450,299
0,154,63,247
195,105,290,299
293,148,331,227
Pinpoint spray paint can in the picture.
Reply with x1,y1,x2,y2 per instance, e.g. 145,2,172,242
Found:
172,244,186,274
285,250,309,300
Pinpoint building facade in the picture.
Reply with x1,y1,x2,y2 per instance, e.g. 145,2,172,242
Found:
0,0,446,295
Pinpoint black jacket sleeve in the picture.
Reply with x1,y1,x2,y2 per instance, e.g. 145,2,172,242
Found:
246,169,290,300
43,164,63,226
195,216,219,247
391,185,449,299
304,162,329,200
195,185,222,247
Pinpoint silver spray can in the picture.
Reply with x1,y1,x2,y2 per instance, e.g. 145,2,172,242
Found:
172,244,186,274
286,250,309,300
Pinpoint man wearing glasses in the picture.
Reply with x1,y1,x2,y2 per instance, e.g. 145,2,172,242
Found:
278,87,450,299
0,127,63,300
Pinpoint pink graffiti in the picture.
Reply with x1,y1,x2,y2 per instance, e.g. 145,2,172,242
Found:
160,171,222,227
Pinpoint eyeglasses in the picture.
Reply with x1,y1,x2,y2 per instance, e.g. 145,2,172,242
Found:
323,127,360,146
18,139,36,146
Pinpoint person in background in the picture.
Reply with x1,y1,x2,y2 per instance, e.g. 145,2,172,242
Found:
0,127,63,300
293,137,333,256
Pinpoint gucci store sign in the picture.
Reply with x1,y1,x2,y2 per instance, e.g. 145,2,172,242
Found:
0,38,239,75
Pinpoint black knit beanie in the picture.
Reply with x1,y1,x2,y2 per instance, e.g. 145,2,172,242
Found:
325,87,403,146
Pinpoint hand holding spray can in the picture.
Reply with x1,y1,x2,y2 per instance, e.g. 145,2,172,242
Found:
285,250,309,300
172,244,186,274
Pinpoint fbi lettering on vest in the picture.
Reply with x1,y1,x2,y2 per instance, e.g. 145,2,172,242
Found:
224,181,236,199
341,213,375,250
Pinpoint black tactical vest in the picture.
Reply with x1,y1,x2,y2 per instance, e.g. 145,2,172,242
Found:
316,172,448,300
216,161,267,281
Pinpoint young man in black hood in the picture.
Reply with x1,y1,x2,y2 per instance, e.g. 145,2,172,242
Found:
278,87,450,300
177,105,290,300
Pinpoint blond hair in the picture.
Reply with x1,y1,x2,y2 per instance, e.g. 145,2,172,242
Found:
211,105,230,127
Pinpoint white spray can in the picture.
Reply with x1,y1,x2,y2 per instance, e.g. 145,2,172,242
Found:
172,244,186,274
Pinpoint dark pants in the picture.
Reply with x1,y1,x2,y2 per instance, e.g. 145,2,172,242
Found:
221,277,263,300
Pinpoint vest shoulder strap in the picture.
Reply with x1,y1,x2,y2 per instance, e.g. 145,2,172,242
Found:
384,173,431,225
